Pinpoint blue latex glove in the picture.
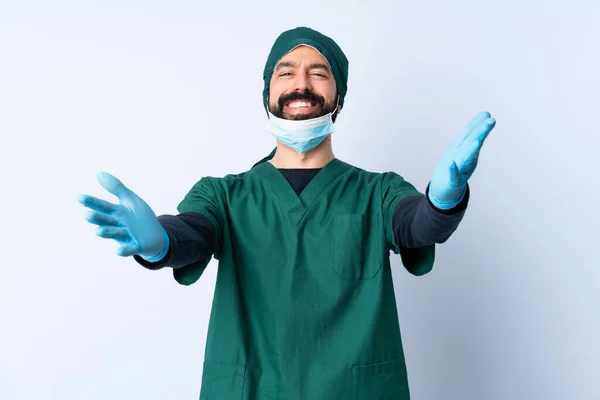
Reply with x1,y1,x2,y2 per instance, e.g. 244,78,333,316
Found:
428,111,496,209
77,172,169,261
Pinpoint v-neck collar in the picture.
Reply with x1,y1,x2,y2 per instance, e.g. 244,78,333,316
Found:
252,151,350,225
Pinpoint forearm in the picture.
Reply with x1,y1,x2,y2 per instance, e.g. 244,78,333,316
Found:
393,184,469,248
133,212,215,270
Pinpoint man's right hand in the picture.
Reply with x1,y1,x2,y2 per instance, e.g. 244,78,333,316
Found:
78,172,169,261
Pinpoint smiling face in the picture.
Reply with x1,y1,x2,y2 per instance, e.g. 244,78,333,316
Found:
268,45,340,121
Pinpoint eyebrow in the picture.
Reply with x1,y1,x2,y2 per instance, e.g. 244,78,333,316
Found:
274,61,332,74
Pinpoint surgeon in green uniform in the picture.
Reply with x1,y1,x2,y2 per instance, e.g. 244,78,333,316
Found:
78,27,496,399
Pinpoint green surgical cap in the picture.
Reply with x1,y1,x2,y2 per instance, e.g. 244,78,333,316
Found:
262,27,349,115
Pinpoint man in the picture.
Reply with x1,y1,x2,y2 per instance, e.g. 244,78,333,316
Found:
78,27,496,399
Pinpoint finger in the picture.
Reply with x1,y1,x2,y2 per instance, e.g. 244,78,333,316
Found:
448,161,463,187
96,226,129,242
450,111,491,148
96,172,133,201
84,210,121,227
117,242,141,257
78,194,119,214
463,117,496,146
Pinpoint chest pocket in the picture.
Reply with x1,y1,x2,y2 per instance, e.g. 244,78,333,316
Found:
333,214,383,280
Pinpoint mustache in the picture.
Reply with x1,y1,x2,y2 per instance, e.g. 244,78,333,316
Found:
277,91,325,109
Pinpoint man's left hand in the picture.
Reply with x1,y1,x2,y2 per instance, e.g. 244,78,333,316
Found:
428,111,496,210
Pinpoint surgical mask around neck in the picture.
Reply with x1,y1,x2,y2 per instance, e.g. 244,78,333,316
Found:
265,107,337,154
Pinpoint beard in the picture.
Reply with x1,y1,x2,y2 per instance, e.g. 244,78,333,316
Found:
269,90,338,122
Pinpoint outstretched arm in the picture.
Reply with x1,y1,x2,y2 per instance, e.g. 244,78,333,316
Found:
394,110,496,248
133,212,216,270
392,183,469,248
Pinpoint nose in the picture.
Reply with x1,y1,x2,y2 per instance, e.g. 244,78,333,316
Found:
292,71,312,92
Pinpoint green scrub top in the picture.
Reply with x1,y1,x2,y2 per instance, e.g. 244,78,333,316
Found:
175,151,435,400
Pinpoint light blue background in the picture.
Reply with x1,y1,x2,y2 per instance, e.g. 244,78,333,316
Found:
1,1,598,399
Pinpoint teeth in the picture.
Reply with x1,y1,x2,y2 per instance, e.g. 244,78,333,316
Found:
288,101,312,108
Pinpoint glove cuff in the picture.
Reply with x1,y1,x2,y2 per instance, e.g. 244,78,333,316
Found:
428,184,467,210
139,227,170,263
